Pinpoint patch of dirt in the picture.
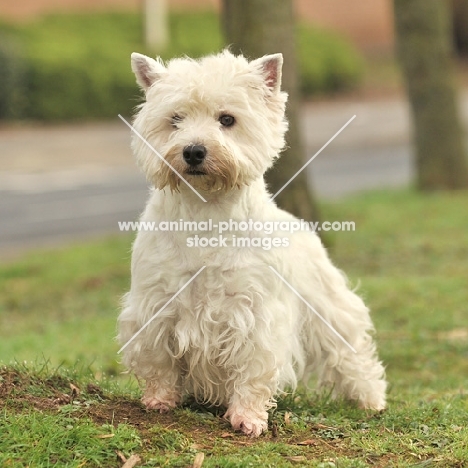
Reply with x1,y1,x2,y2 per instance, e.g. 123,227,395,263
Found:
0,367,404,465
0,366,227,438
84,397,174,428
0,367,76,412
437,328,468,341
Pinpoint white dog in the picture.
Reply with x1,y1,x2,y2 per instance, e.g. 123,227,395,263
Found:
118,50,386,437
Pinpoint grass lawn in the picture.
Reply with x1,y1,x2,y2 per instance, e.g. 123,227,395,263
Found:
0,189,467,467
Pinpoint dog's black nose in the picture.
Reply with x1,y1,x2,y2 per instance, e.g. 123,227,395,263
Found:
183,145,206,166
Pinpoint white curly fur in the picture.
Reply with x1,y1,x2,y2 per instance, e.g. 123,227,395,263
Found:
118,50,387,437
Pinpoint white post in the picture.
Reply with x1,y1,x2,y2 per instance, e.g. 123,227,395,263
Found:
145,0,168,51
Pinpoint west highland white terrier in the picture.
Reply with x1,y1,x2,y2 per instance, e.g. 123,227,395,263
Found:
118,50,387,437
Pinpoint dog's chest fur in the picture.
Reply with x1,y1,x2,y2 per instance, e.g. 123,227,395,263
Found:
129,186,302,402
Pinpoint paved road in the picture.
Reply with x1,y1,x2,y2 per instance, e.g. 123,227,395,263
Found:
0,95,420,258
308,142,412,199
0,170,147,254
0,144,413,258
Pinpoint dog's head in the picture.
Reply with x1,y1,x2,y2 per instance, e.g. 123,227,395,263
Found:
130,50,288,194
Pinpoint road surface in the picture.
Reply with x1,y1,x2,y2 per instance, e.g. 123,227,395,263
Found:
0,96,418,257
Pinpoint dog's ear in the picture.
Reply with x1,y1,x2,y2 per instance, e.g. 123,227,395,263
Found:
131,52,166,91
251,53,283,92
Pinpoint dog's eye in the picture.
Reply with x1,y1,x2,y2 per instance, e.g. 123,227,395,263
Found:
219,114,235,127
171,115,183,127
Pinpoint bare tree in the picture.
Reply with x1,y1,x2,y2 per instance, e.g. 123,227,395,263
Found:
221,0,320,220
394,0,468,190
452,0,468,55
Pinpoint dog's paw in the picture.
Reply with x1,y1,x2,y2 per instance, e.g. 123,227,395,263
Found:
142,385,180,413
356,380,387,411
225,408,268,437
358,396,386,412
142,395,178,413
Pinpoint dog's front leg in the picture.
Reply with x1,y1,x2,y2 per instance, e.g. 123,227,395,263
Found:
224,397,269,437
223,368,277,437
119,314,182,413
142,368,182,413
137,341,182,412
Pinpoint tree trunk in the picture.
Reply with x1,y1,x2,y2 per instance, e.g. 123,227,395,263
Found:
221,0,320,221
452,0,468,55
394,0,468,190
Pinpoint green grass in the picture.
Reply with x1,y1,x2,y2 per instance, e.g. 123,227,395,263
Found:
0,410,142,467
0,236,130,376
1,189,467,466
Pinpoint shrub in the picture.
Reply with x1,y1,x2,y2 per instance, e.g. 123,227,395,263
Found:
297,24,364,95
14,13,144,120
0,12,363,121
0,33,27,119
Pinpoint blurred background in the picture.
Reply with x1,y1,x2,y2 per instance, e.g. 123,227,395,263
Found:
0,0,466,396
0,0,412,255
1,0,468,255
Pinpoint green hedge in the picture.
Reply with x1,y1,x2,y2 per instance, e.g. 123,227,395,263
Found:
297,24,363,96
0,33,27,119
0,12,363,121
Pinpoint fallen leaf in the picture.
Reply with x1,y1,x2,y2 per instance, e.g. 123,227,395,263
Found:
69,383,80,397
122,454,141,468
220,432,233,438
192,452,205,468
286,456,307,463
116,451,127,463
297,439,318,446
284,412,291,425
54,393,71,405
97,434,114,439
271,421,278,438
438,328,468,341
315,423,337,430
